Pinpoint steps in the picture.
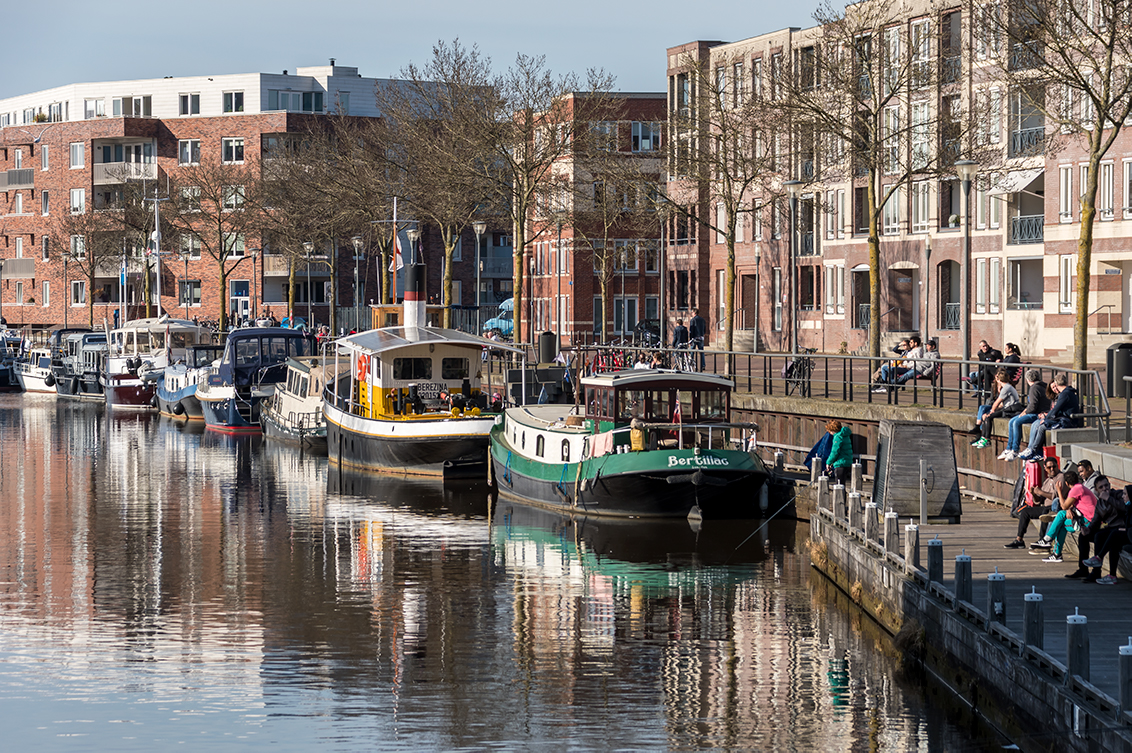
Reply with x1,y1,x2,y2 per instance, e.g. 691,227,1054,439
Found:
1048,332,1131,367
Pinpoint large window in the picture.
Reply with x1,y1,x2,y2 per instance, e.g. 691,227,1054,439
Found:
441,358,469,380
393,358,432,380
1099,162,1114,220
989,258,1001,313
1059,255,1076,313
179,93,201,116
223,92,244,113
181,233,202,259
179,139,201,165
69,142,84,169
772,267,782,331
41,190,48,216
223,185,246,210
70,188,85,214
222,138,244,164
71,280,86,306
976,258,987,313
71,235,85,259
911,181,930,233
631,122,658,152
179,280,202,306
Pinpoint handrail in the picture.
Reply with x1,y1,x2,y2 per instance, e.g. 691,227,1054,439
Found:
1088,303,1115,335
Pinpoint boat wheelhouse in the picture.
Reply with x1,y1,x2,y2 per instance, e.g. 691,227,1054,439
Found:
196,327,316,434
260,356,331,451
14,346,55,393
0,330,25,392
490,370,774,519
156,344,225,420
55,332,107,400
103,316,213,410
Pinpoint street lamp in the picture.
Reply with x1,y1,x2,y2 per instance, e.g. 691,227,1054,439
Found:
924,236,932,341
351,235,363,332
473,220,486,330
179,249,190,321
783,179,804,355
303,241,314,329
954,159,979,363
249,247,259,322
753,243,761,354
555,220,563,342
405,228,420,266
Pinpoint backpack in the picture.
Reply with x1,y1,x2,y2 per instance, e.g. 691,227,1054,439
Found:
1010,470,1027,518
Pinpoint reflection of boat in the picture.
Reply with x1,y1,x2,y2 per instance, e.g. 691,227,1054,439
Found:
156,344,225,420
260,356,330,452
196,327,316,434
103,316,213,411
490,370,774,519
328,463,493,518
14,346,54,393
324,262,521,478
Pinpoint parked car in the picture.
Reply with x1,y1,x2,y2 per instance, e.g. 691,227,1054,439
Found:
483,298,514,338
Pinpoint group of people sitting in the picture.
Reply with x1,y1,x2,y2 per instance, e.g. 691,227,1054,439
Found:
968,368,1079,462
632,352,666,370
1004,456,1130,584
869,335,940,392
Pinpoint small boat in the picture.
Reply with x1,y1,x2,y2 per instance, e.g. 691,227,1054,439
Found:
196,327,317,434
103,316,214,411
324,262,522,478
14,346,55,393
0,330,25,392
260,356,331,452
489,370,773,519
55,332,107,400
156,343,225,420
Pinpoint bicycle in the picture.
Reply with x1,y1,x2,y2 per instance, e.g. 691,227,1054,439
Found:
673,340,700,372
783,347,817,396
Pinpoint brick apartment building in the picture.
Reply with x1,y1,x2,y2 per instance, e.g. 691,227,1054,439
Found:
0,61,509,333
668,3,1132,363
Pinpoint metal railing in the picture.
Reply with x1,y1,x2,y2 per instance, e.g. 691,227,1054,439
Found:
1090,303,1116,335
1009,214,1044,244
942,302,961,330
1009,127,1044,158
799,231,815,256
855,304,870,331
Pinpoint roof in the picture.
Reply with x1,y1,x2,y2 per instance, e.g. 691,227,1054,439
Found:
581,369,735,390
336,326,524,357
112,316,208,333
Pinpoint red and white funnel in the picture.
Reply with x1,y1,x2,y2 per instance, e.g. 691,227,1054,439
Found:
404,263,426,329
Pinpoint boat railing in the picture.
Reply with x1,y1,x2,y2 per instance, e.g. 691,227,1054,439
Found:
637,421,761,451
288,410,323,430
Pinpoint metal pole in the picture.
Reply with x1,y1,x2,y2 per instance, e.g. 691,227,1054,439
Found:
924,238,932,341
790,194,798,355
961,177,971,363
252,251,258,321
556,222,562,342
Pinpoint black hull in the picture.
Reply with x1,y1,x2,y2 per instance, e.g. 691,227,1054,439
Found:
493,458,772,519
261,411,328,454
328,422,488,478
157,393,204,420
54,370,104,401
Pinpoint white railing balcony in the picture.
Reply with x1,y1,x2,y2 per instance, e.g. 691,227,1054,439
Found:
93,162,157,185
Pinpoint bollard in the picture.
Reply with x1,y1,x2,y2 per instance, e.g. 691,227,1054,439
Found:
1067,608,1090,682
1023,587,1044,651
774,450,785,473
927,537,943,584
904,523,919,573
810,460,823,484
955,550,972,604
864,502,878,543
832,484,846,522
986,568,1006,626
848,491,862,532
817,476,830,512
851,462,863,494
883,509,899,553
1120,638,1132,716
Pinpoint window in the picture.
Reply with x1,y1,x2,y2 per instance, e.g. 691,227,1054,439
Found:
179,280,202,306
222,138,245,163
69,142,84,168
42,282,49,307
71,235,85,259
71,280,86,306
41,236,49,260
1059,255,1076,313
837,190,846,238
1081,164,1090,219
1099,162,1114,220
772,268,782,331
15,282,23,305
223,92,244,113
752,58,762,97
989,258,1001,313
84,98,105,119
181,186,201,212
12,193,22,215
14,237,23,258
825,190,837,239
976,258,987,313
179,139,201,165
989,189,1001,228
977,178,987,229
13,149,22,169
222,185,246,210
911,101,929,169
716,204,726,244
442,358,469,380
70,188,85,214
883,106,900,174
336,91,350,115
223,233,245,258
911,181,930,233
393,358,432,380
179,93,201,116
733,62,744,106
632,122,658,152
1125,161,1132,219
40,145,48,171
882,186,901,235
181,233,202,259
1059,165,1073,222
911,19,931,84
718,268,727,327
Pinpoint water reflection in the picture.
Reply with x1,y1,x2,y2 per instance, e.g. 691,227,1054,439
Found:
0,395,1001,750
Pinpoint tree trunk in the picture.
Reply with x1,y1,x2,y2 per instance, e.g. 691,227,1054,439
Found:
512,213,525,344
725,235,735,355
1074,153,1101,372
441,226,456,329
328,240,338,336
867,170,881,359
218,259,228,332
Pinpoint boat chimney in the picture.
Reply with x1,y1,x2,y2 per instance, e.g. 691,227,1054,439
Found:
404,262,427,329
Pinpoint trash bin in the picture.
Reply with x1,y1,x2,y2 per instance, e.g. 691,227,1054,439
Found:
538,331,558,365
1106,342,1132,398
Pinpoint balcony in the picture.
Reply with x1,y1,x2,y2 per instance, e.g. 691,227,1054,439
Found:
855,303,870,331
0,168,34,190
798,232,816,256
480,256,512,278
1010,41,1043,71
1009,214,1044,245
1009,127,1044,158
942,302,961,330
93,162,157,185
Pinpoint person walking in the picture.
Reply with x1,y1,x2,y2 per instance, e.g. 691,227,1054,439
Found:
688,309,707,370
672,318,689,347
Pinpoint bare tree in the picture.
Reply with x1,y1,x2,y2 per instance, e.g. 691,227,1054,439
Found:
989,0,1132,369
51,209,126,328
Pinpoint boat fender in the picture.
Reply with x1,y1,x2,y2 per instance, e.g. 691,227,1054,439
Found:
173,401,185,416
687,505,703,523
150,393,159,408
44,373,55,387
71,377,80,394
759,484,769,514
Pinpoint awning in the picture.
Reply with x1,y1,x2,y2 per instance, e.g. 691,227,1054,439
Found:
851,264,870,272
890,261,919,269
988,168,1043,196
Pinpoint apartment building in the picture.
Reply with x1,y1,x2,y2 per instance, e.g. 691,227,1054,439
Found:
527,92,665,345
0,62,501,332
666,2,1132,362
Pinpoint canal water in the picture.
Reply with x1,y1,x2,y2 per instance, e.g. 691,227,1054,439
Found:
0,395,1005,750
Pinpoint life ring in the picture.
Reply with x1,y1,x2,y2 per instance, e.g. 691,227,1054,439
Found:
356,354,369,382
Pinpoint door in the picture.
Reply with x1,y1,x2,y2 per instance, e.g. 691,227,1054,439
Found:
888,269,914,332
741,274,757,329
230,280,251,324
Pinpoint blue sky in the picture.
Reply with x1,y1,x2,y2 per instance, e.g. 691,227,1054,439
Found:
4,0,822,99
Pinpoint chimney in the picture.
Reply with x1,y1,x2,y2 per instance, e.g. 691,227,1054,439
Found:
329,58,336,67
404,263,427,329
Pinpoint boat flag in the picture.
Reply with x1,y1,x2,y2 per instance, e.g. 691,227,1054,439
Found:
538,385,549,404
389,232,404,272
672,399,682,425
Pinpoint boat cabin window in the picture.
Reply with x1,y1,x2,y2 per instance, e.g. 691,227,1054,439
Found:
263,337,291,365
442,358,469,380
700,390,726,419
678,391,693,421
649,390,669,421
561,439,571,462
289,338,312,357
299,376,309,398
235,339,259,367
617,389,645,421
536,435,545,457
394,357,431,380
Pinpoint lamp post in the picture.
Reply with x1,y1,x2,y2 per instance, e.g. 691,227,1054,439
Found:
753,243,761,354
180,249,190,321
0,259,5,326
473,220,486,331
555,221,563,342
955,159,978,363
303,241,314,328
924,236,932,340
351,235,363,332
783,179,803,355
250,247,259,322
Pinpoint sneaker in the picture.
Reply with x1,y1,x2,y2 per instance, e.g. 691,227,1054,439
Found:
1039,513,1057,523
1043,554,1063,563
1064,568,1089,578
1030,538,1052,549
998,450,1013,460
1097,575,1118,585
974,438,989,449
872,387,887,394
1004,539,1026,549
1082,556,1103,568
1017,449,1035,460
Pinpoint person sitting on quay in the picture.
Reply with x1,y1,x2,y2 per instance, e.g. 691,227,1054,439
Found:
1080,479,1132,585
1029,469,1097,563
1004,456,1064,549
1075,458,1100,492
971,368,1021,450
963,340,1003,396
1017,373,1080,461
999,369,1050,461
1065,474,1128,582
892,337,939,386
824,420,854,486
870,338,910,385
1001,342,1022,383
872,335,923,391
